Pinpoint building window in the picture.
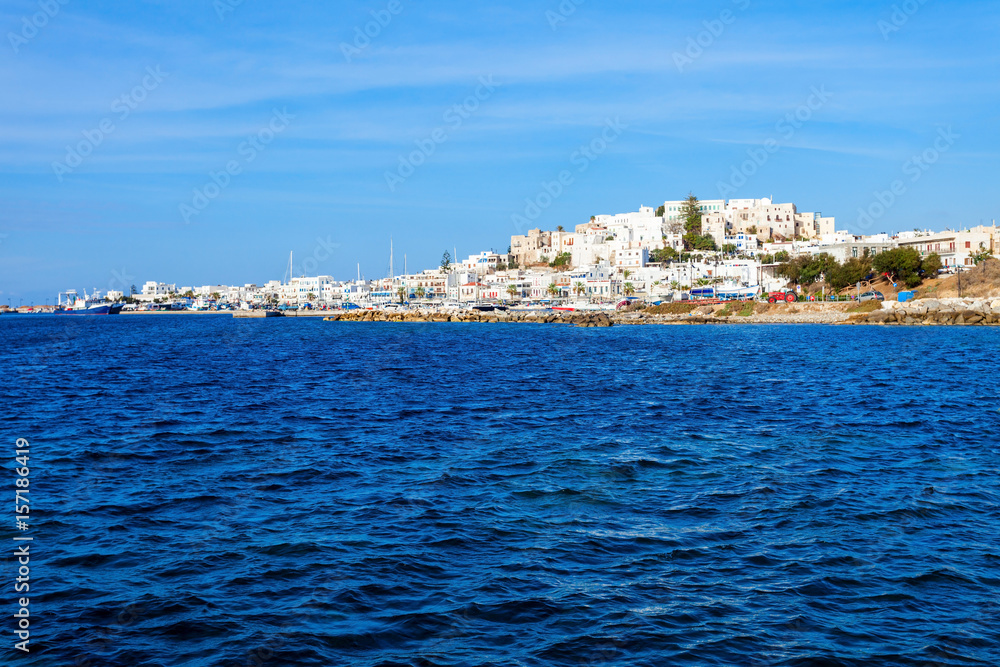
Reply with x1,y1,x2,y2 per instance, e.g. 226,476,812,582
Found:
966,241,971,249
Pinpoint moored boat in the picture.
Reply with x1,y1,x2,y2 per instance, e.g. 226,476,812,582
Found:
55,290,124,315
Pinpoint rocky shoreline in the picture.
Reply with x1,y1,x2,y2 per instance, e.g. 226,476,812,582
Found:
845,298,1000,326
322,298,1000,327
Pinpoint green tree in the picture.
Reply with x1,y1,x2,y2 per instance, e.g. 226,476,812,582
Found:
547,283,561,298
556,225,565,232
778,253,838,287
650,246,679,263
773,250,791,263
507,284,518,300
721,243,738,256
655,204,665,217
441,251,452,272
920,252,942,277
970,246,993,265
307,292,317,302
573,281,585,296
827,257,872,291
872,247,924,287
396,287,406,303
415,286,426,299
680,194,709,251
684,233,717,252
681,193,702,234
623,282,635,296
549,252,572,268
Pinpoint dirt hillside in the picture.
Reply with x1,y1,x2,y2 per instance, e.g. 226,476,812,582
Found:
918,258,1000,299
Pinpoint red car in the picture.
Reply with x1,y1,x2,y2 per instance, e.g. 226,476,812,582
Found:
767,290,798,304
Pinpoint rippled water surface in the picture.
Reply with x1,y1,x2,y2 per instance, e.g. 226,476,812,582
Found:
3,315,999,666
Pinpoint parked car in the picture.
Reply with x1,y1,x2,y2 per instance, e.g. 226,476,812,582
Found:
859,291,885,302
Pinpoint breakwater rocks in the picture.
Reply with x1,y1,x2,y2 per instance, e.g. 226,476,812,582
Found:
320,298,1000,327
324,310,615,327
847,298,1000,326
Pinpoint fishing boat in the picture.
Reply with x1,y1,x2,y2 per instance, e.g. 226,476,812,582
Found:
55,290,123,315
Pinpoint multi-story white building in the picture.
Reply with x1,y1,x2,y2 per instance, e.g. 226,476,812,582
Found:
897,229,995,268
402,270,448,300
141,281,175,297
724,233,760,254
462,251,504,275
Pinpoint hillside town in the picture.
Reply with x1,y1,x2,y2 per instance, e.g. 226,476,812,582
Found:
7,196,999,314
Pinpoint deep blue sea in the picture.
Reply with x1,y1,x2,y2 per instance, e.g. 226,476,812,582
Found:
2,315,999,666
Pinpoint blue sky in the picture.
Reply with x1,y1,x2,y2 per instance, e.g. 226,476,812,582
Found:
1,0,998,304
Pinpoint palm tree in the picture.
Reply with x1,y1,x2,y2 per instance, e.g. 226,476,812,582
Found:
506,285,518,300
210,292,221,301
547,283,561,298
669,280,681,291
307,292,317,302
556,225,565,232
396,287,406,303
573,281,585,296
622,269,632,280
415,286,426,299
624,282,635,296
